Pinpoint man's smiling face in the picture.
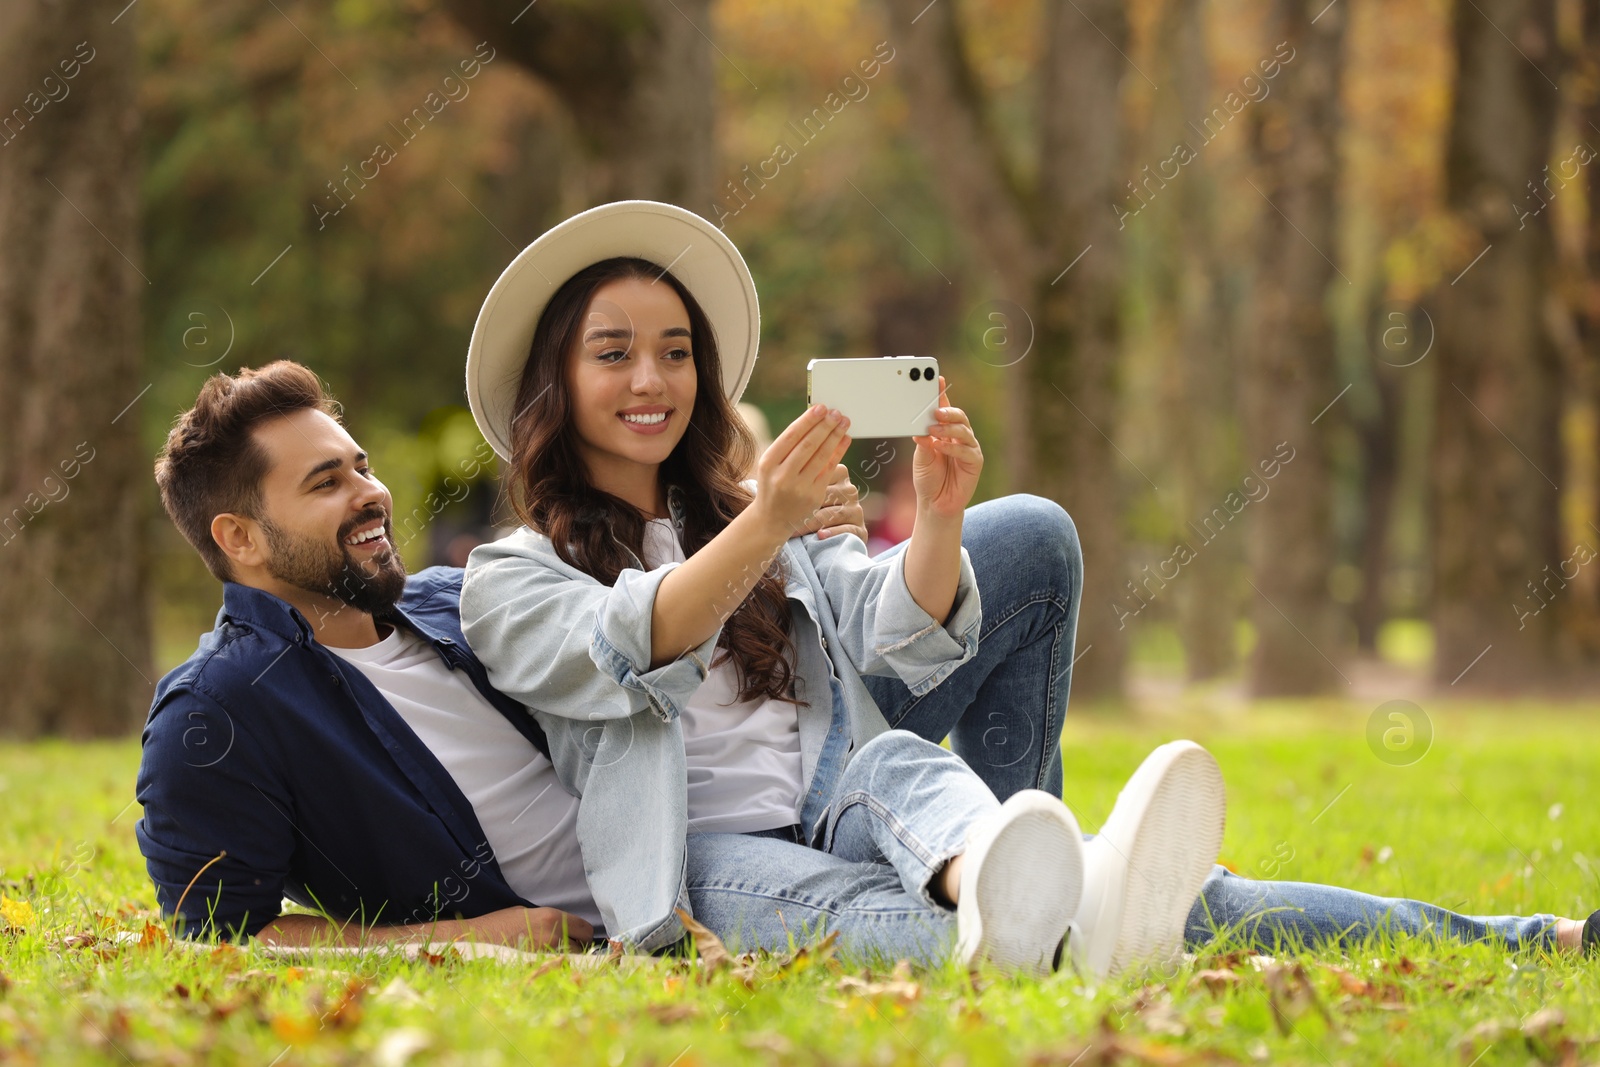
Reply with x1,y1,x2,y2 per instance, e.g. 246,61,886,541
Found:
243,407,407,616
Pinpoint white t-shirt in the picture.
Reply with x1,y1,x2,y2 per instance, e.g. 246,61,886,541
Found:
641,517,804,835
327,625,601,928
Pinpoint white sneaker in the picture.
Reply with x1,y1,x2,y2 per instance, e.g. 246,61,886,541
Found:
954,789,1085,976
1069,740,1226,980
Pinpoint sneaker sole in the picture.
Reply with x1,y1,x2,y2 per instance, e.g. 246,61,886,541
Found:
956,790,1085,976
1078,741,1226,979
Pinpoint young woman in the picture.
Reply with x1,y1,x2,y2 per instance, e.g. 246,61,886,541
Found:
459,201,1228,975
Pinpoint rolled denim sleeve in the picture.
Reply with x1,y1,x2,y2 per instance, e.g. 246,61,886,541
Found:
800,530,981,694
461,534,719,724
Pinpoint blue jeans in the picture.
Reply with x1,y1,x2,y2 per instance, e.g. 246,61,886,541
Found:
686,494,1559,961
689,840,1557,964
864,495,1077,801
687,730,984,961
1187,867,1556,952
684,729,1556,962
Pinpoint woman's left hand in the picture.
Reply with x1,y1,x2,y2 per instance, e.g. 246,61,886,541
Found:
797,464,867,541
911,376,983,520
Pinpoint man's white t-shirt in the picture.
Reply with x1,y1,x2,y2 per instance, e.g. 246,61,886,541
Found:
641,517,804,835
327,625,601,928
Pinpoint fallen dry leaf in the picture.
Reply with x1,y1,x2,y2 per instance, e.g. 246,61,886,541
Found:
1107,985,1189,1039
674,909,734,973
1141,1001,1188,1039
1522,1008,1565,1039
270,1013,319,1046
646,1002,700,1025
774,930,841,978
1195,969,1242,995
529,957,567,982
836,973,921,1004
1261,961,1335,1037
741,1033,793,1055
675,909,759,986
1321,964,1406,1011
1323,965,1373,998
1197,951,1250,971
321,978,367,1030
57,931,118,959
1380,956,1420,977
208,942,243,966
1029,1030,1241,1066
1520,1008,1584,1066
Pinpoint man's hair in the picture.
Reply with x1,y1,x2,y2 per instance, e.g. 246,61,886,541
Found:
155,361,340,582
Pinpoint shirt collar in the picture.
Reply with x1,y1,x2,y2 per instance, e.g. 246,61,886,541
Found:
218,581,319,645
218,580,434,651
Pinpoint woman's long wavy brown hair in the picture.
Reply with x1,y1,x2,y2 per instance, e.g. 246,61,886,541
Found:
505,257,801,707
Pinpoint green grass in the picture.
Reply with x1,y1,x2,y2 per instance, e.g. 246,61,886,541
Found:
0,699,1595,1065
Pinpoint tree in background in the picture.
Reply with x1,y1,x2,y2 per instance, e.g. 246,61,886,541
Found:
137,0,563,653
1565,0,1600,662
1431,0,1562,687
1239,0,1347,695
1336,0,1453,665
440,0,715,207
0,0,152,734
882,0,1132,700
1142,0,1245,682
30,0,1582,709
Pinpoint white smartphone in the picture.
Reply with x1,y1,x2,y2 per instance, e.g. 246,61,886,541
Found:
806,356,940,439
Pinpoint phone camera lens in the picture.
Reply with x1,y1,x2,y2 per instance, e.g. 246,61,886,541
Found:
909,368,921,381
924,366,935,380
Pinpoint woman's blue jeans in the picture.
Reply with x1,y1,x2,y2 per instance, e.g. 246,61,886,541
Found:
685,495,1558,962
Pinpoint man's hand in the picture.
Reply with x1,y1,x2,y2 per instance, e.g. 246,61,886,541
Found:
796,463,867,542
257,905,593,952
454,906,593,949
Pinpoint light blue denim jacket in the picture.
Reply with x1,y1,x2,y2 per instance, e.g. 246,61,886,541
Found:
459,484,982,951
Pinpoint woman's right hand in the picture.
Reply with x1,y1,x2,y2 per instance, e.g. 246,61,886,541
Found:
749,404,852,539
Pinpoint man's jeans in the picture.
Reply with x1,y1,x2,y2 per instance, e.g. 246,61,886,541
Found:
689,495,1559,961
689,836,1558,964
864,495,1077,801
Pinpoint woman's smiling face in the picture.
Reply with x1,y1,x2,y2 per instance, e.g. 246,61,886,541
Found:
563,275,698,497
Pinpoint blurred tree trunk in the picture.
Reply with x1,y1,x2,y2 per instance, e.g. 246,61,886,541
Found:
482,107,570,244
0,0,151,735
1431,0,1561,687
1150,0,1241,681
880,0,1041,492
872,280,961,358
1353,297,1405,653
1571,0,1600,661
1031,0,1130,701
439,0,715,208
882,0,1130,700
1239,0,1347,696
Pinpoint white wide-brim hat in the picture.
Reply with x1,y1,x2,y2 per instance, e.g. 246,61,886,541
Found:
465,200,760,462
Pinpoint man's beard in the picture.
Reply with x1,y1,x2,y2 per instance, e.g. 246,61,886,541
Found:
260,511,407,618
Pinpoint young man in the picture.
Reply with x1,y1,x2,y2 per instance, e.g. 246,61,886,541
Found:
137,362,1596,961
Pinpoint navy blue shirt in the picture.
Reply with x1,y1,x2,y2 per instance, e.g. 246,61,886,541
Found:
135,568,552,939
